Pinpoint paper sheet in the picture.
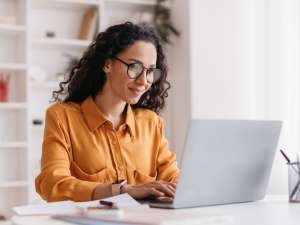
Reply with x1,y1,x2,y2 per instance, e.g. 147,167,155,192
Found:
76,193,142,208
13,201,80,216
13,193,142,216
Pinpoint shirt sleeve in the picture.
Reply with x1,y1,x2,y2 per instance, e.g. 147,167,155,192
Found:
156,117,180,182
35,107,99,202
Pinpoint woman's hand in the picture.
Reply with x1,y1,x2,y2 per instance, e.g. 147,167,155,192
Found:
121,181,176,202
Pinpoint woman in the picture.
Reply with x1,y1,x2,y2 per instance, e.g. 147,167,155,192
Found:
35,22,179,202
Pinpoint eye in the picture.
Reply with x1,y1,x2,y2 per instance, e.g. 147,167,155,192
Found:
128,63,143,73
146,68,156,75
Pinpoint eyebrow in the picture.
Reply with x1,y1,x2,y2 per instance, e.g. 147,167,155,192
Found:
128,58,156,68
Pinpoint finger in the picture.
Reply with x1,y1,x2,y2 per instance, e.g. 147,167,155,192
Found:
166,184,176,194
163,184,176,196
146,187,165,198
156,196,174,203
158,181,177,189
144,182,175,197
169,182,177,189
152,183,175,197
165,184,176,197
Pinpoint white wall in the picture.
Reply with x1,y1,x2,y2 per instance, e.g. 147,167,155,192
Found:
266,0,300,194
189,0,260,119
165,0,191,162
188,0,286,195
168,0,300,194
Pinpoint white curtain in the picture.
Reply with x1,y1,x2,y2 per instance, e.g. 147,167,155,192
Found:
264,0,300,194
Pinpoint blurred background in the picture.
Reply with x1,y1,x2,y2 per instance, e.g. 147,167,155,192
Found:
0,0,300,221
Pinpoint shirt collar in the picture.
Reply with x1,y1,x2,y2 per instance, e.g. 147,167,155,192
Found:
81,96,136,138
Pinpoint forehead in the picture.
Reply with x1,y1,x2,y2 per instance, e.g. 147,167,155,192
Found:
119,41,157,65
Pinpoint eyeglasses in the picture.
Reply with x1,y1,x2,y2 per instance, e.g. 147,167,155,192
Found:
113,57,162,84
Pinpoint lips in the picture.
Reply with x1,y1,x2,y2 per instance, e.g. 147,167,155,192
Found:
129,87,144,96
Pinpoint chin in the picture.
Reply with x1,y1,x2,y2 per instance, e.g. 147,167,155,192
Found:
127,98,140,105
125,95,142,104
125,91,146,105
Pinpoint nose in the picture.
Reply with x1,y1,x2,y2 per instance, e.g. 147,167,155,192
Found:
135,69,148,85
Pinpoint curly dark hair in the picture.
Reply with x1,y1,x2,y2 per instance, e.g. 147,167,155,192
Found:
52,22,170,114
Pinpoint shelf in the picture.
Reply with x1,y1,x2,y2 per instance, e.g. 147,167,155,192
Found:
32,0,99,9
0,24,27,35
50,0,99,3
33,38,91,48
36,0,99,5
30,81,60,89
0,181,28,188
0,103,27,109
0,63,27,72
0,221,12,225
105,0,156,5
31,126,44,132
33,0,156,8
50,0,99,4
0,142,28,148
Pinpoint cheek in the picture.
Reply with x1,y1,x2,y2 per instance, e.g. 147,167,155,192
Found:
110,70,129,90
124,80,133,94
110,65,127,82
120,77,133,98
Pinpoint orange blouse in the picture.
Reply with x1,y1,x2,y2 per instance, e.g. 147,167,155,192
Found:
35,96,179,202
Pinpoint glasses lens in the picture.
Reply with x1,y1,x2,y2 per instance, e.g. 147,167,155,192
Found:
148,68,162,83
128,63,143,78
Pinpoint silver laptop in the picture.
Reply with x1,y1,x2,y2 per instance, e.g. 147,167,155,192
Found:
150,119,282,209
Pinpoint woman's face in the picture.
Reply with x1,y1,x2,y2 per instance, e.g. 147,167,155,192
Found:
103,40,157,105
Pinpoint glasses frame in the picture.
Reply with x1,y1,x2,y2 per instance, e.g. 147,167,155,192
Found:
113,57,161,84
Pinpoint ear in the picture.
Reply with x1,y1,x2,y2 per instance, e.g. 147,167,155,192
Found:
103,59,113,73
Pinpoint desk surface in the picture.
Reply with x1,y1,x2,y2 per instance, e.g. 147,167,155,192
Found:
11,195,300,225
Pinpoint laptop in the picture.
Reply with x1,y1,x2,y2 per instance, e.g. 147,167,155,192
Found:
150,119,282,209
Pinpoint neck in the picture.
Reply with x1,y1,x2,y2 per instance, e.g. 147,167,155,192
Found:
94,85,127,128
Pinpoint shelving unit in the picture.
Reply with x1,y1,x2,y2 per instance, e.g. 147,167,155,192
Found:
29,81,59,89
0,24,26,34
40,0,99,4
0,103,27,109
0,0,29,216
0,181,28,188
0,0,157,219
32,0,100,8
0,142,28,148
0,63,27,72
32,37,90,48
107,0,156,6
30,126,44,132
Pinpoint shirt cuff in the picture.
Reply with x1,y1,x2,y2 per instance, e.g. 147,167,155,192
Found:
76,181,100,201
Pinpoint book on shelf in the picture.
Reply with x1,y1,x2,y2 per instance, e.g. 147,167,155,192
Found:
78,7,99,41
0,73,10,102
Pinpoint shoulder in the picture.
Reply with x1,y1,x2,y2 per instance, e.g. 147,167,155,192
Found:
46,102,81,120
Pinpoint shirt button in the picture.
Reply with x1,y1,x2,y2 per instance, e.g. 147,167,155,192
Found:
112,138,117,145
111,135,117,145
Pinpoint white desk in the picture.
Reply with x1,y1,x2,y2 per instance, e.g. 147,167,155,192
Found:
11,195,300,225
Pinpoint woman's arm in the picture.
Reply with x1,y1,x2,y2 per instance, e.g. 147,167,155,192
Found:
155,117,180,182
35,107,109,202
